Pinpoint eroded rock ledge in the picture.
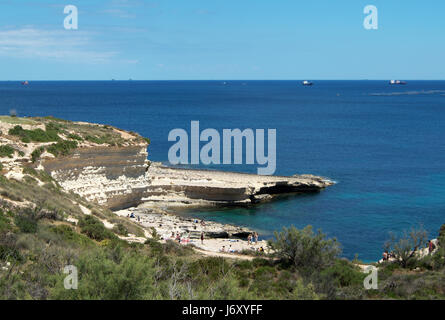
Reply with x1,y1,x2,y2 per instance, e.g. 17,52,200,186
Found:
42,145,149,210
142,162,334,209
42,152,333,211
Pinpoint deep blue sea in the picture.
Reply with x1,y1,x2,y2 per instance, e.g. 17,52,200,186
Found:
1,80,445,261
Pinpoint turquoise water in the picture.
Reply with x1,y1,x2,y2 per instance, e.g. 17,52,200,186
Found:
1,80,445,261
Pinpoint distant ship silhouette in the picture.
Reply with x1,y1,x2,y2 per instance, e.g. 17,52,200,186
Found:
389,80,406,85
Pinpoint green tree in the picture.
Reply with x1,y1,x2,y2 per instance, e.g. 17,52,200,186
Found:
268,225,341,272
384,224,428,268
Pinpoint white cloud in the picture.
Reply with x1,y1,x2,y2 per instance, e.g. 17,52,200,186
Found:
0,27,118,63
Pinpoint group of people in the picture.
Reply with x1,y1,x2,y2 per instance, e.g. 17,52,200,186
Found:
382,239,437,262
127,212,141,222
168,231,192,244
247,232,259,245
219,245,236,253
382,250,395,261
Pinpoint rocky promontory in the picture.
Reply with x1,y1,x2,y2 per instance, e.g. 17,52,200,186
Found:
142,162,334,208
0,116,333,212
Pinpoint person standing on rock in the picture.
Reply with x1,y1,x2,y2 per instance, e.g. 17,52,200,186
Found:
201,232,204,244
428,240,436,254
254,232,259,244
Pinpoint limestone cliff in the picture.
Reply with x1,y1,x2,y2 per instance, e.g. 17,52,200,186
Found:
42,146,149,210
141,162,333,208
1,116,334,212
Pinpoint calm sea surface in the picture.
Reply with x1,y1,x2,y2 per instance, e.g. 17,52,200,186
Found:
1,80,445,261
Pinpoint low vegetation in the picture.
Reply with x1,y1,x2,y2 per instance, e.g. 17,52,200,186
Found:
8,125,60,143
2,116,149,162
1,168,444,300
1,186,445,300
46,140,78,157
0,145,15,158
268,225,341,273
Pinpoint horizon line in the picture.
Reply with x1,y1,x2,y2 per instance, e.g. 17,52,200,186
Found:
1,79,445,82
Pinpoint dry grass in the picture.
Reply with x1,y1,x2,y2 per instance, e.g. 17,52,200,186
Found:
0,116,38,125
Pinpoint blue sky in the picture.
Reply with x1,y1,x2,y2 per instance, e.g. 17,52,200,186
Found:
0,0,444,80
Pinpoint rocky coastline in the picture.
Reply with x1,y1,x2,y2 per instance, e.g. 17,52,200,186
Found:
0,116,334,255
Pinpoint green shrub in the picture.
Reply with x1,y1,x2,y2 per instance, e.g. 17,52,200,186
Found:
45,122,65,133
49,249,157,299
78,215,116,241
31,147,45,163
384,224,428,268
144,238,163,255
22,167,52,183
0,145,15,158
292,279,320,300
23,175,38,184
46,140,77,157
113,223,128,236
49,224,93,247
0,210,12,232
268,225,341,272
189,257,230,281
0,233,23,263
8,125,59,143
14,209,38,233
162,239,194,256
320,259,365,287
67,133,83,141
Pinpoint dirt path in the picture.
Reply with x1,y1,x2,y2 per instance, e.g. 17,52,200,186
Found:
194,248,255,260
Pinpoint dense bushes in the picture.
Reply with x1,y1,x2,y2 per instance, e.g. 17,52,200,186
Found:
50,248,158,299
384,225,428,268
67,133,83,141
78,215,117,241
113,223,128,236
8,125,59,143
268,225,341,272
319,259,365,287
14,209,38,234
7,123,77,159
1,197,445,300
0,145,15,158
46,140,78,157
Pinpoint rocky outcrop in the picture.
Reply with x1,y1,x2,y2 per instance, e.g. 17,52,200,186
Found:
115,207,253,240
42,154,333,211
1,117,333,211
41,145,150,210
141,162,334,208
